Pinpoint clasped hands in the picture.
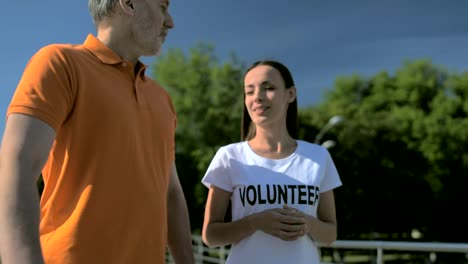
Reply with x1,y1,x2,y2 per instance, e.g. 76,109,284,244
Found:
250,204,312,241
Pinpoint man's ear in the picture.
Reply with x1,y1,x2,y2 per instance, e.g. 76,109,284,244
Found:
288,86,297,103
118,0,135,16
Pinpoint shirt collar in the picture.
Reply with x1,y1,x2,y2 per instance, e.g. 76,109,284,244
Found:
83,34,122,64
83,34,147,77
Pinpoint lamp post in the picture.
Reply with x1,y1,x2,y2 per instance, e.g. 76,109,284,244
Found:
321,140,336,149
314,115,345,146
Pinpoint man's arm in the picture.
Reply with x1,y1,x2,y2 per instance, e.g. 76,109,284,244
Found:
0,114,56,264
166,162,194,264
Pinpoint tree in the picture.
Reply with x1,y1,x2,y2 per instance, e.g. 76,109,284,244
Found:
300,59,468,242
152,43,246,231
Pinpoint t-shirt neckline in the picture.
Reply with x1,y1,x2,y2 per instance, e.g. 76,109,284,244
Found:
243,140,301,165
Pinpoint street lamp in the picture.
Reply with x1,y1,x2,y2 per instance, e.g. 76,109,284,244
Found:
321,140,336,149
314,115,345,145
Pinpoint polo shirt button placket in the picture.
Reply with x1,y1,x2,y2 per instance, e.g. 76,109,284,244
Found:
135,76,145,106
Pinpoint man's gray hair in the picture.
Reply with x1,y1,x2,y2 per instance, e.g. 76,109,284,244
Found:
88,0,119,25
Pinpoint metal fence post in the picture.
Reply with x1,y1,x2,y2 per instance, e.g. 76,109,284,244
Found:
377,248,383,264
196,237,203,264
218,246,226,264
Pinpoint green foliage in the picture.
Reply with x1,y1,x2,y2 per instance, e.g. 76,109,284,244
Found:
301,59,468,242
152,43,246,230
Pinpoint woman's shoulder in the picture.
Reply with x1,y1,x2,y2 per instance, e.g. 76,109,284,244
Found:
295,140,331,160
217,141,248,155
296,140,326,152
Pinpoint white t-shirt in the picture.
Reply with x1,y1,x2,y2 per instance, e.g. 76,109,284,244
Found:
202,140,342,264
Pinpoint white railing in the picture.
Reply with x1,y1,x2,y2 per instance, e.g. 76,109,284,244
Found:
166,235,468,264
324,240,468,264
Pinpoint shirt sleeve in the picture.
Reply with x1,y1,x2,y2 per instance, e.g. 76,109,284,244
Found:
320,148,343,193
201,146,233,192
7,45,76,131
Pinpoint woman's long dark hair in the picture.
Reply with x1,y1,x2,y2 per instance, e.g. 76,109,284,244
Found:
241,60,298,141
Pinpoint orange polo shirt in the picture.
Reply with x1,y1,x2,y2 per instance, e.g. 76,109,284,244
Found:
8,34,176,263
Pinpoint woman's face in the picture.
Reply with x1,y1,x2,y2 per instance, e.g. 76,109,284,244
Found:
244,65,296,129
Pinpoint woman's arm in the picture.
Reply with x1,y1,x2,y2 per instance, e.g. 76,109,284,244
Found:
291,190,338,245
202,186,306,248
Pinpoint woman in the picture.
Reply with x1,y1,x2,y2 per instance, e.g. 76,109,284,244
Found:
201,60,342,264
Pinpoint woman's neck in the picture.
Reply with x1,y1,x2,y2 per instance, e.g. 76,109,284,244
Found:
248,126,297,159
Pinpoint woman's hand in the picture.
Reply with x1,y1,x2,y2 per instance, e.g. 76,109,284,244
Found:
282,204,315,235
250,205,306,241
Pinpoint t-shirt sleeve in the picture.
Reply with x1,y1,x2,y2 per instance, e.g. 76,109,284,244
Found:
320,148,342,193
7,45,76,131
201,146,233,192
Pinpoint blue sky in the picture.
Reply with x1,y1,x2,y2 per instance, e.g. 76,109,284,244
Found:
1,1,467,135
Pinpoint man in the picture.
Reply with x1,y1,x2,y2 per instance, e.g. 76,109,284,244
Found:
0,0,194,263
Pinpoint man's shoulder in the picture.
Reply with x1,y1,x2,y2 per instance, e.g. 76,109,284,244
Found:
30,42,87,64
144,77,170,95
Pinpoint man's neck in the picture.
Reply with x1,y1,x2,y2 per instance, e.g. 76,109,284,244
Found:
97,26,139,66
